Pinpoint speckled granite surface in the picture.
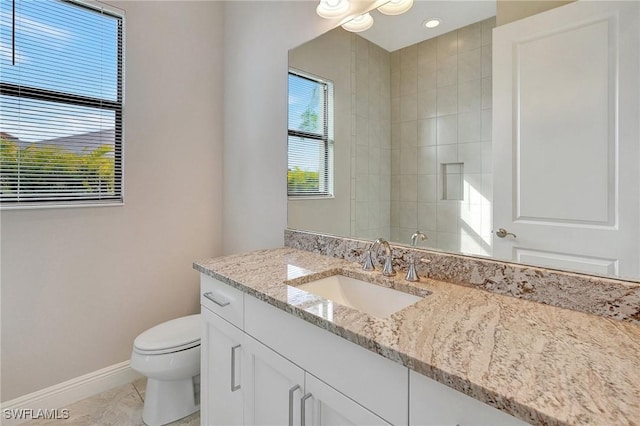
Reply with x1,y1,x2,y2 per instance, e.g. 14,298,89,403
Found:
285,229,640,324
194,247,640,426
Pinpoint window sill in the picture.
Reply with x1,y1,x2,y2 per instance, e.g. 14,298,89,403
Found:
0,201,124,211
288,195,335,201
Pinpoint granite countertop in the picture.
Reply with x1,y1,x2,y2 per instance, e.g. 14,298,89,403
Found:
194,247,640,425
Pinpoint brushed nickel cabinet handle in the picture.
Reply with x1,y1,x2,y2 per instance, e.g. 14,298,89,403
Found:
204,292,230,307
230,344,241,392
300,392,313,426
288,384,301,426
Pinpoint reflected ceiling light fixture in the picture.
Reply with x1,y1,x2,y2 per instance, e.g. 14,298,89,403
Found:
341,12,374,32
423,18,441,28
377,0,414,16
316,0,350,19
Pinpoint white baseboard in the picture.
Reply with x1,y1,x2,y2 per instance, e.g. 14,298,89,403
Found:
1,360,142,426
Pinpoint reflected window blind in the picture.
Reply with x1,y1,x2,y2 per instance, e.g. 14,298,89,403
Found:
0,0,124,206
288,70,333,197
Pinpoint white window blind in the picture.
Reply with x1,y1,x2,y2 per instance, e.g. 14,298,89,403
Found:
0,0,124,207
288,70,334,197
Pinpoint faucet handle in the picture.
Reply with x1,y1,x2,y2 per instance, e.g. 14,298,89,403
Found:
362,249,375,271
382,256,396,277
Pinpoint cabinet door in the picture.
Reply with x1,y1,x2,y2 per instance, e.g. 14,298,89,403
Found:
243,335,305,426
201,307,244,426
409,371,528,426
303,373,391,426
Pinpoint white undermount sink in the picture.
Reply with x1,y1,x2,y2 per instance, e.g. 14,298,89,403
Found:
297,274,423,318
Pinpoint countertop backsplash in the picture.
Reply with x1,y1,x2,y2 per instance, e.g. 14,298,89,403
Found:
285,228,640,324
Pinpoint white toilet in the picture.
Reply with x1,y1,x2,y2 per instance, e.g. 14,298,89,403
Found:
130,314,201,426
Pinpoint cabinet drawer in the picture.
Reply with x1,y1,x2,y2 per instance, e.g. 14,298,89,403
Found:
245,294,408,426
200,274,244,329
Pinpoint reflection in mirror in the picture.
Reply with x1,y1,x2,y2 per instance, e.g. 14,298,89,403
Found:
288,1,640,281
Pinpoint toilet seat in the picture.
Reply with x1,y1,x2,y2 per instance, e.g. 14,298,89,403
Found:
134,314,200,355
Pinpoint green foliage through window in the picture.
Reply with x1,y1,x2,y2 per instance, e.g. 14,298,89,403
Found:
1,138,115,197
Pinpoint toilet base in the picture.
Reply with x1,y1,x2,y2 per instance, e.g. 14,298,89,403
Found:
142,376,199,426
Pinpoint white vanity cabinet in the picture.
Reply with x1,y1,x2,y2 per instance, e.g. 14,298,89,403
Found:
200,274,528,426
201,307,244,426
409,371,528,426
242,334,305,426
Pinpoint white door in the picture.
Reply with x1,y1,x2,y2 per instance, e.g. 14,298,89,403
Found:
243,335,306,426
302,373,391,426
201,307,244,426
493,1,640,277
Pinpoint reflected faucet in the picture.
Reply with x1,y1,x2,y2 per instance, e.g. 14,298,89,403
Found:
405,231,427,282
362,238,396,277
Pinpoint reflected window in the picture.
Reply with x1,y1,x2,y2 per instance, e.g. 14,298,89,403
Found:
287,70,334,197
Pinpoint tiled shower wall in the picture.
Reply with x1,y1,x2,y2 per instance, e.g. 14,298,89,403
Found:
390,18,496,256
350,35,392,240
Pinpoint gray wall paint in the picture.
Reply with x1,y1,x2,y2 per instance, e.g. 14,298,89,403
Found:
0,1,224,401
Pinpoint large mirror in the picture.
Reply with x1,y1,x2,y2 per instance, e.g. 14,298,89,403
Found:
288,1,640,281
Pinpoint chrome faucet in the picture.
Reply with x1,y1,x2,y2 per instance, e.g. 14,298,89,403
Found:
362,238,396,277
405,231,427,282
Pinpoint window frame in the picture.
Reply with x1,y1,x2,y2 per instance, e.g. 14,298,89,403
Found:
0,0,125,209
287,69,334,198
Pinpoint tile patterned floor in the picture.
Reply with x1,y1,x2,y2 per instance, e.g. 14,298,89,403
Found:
21,378,200,426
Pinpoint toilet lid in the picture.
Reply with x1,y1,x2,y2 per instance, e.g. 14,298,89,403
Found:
134,314,201,355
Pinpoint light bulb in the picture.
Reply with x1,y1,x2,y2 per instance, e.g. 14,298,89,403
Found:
316,0,350,19
341,12,374,32
377,0,413,16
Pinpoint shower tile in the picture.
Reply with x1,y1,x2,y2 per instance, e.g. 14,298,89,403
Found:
400,146,418,175
418,117,437,146
482,17,496,46
437,144,458,164
437,85,458,116
437,55,458,87
418,89,437,119
418,38,437,63
458,79,482,113
399,201,418,229
481,77,492,110
458,48,481,83
400,67,418,96
391,70,401,97
437,30,458,59
418,202,437,232
481,44,492,78
400,93,418,122
401,44,418,71
482,109,492,141
437,204,459,233
436,115,458,145
400,121,418,148
400,174,418,202
458,22,482,53
418,174,438,202
458,142,482,173
418,146,438,175
458,112,482,143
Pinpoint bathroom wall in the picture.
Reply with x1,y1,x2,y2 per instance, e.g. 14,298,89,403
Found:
288,28,353,237
0,1,224,401
221,1,375,255
390,18,495,256
351,36,392,240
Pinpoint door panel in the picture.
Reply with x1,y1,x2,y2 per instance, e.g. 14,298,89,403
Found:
493,1,639,277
